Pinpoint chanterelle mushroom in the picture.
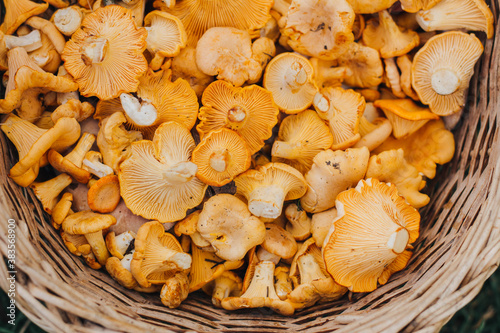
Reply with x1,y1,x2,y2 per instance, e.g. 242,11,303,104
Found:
61,5,148,99
323,179,420,292
346,0,397,14
337,42,384,88
119,121,207,222
30,174,73,214
1,0,48,35
197,194,266,261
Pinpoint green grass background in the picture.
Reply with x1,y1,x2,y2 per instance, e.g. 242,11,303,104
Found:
0,270,499,332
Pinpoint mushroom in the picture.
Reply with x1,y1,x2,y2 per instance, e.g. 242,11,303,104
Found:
396,55,420,101
235,163,307,219
271,110,333,174
51,99,95,123
170,47,214,98
144,11,187,70
1,0,48,35
197,80,279,154
259,223,298,263
25,17,66,55
160,272,190,308
197,194,266,261
399,0,441,12
205,271,243,308
192,128,252,187
51,192,73,229
248,37,276,84
346,0,397,14
300,147,370,213
373,119,455,179
280,0,355,60
87,175,121,213
310,207,337,247
411,31,484,116
374,99,439,139
416,0,494,38
263,52,318,114
105,230,136,259
285,204,311,241
173,211,213,250
362,10,419,59
62,210,117,265
30,174,73,214
131,221,191,288
106,254,138,289
28,30,62,73
118,121,207,222
61,231,102,270
61,5,148,99
274,265,293,300
323,179,420,292
310,58,348,89
195,27,262,87
366,149,430,208
337,42,384,88
155,0,273,46
313,87,365,150
353,116,393,152
82,151,114,178
97,112,143,173
383,58,406,99
53,6,85,37
4,30,42,52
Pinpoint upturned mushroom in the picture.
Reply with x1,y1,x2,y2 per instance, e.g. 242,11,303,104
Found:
118,121,207,222
1,0,48,34
197,194,266,261
271,110,333,174
323,179,420,292
30,174,73,214
411,32,484,116
235,163,307,219
87,175,121,213
197,80,279,154
300,147,370,213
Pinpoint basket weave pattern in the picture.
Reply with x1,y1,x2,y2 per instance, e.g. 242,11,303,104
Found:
1,4,500,333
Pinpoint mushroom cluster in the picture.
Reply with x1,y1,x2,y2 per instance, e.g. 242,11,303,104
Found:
0,0,490,315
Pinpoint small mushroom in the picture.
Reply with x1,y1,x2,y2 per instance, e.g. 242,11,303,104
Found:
51,192,73,229
25,17,66,55
337,42,384,88
51,99,95,123
396,55,420,101
353,116,393,152
285,204,311,241
346,0,397,14
206,271,243,308
87,175,121,213
61,231,102,270
310,58,348,89
160,272,190,308
383,57,406,99
310,207,337,247
274,265,293,301
170,47,214,98
260,223,298,263
235,163,307,219
105,230,136,259
106,254,138,289
30,174,73,214
82,151,114,178
53,6,85,37
1,0,48,35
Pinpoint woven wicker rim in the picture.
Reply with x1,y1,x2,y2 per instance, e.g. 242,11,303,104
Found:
1,4,500,333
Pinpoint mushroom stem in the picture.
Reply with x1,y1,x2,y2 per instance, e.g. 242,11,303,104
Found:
313,92,330,113
256,247,281,264
121,251,134,271
271,140,301,159
84,230,110,265
297,253,326,284
248,184,286,219
81,37,108,65
53,6,83,37
120,93,158,127
4,30,42,52
431,69,460,95
163,161,198,185
387,228,409,254
209,150,229,172
227,105,247,128
65,133,96,166
273,0,291,16
285,62,308,92
240,261,278,299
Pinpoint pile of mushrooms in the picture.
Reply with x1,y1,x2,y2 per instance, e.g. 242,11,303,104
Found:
0,0,491,315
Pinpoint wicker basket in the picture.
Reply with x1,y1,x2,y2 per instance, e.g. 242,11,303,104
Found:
2,5,500,333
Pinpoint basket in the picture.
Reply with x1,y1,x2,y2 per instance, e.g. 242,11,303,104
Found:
2,5,500,333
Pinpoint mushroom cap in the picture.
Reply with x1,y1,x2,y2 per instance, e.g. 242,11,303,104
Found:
160,272,190,308
411,31,484,116
30,173,73,214
197,80,279,154
337,42,384,88
400,0,441,12
346,0,397,14
271,110,333,174
144,10,187,58
362,10,419,59
62,210,117,235
300,147,370,213
1,0,49,35
47,149,92,184
197,194,267,261
105,231,136,259
192,128,252,187
154,0,273,46
367,149,430,208
196,27,262,87
416,0,494,38
87,175,121,213
52,192,73,229
310,207,337,247
353,116,393,151
263,52,318,114
313,87,365,150
323,179,420,292
61,5,148,99
373,119,455,179
106,256,138,289
281,0,355,60
374,99,439,139
261,223,298,260
119,121,207,222
171,46,214,98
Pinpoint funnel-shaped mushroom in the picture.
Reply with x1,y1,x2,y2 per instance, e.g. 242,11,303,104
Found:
60,231,102,270
205,271,243,308
119,121,207,222
373,119,455,179
106,254,138,289
281,0,354,60
62,210,117,265
154,0,273,46
197,80,279,154
1,0,48,34
400,0,441,12
197,194,266,261
263,53,318,114
61,5,148,99
416,0,494,38
131,221,191,288
285,204,311,241
300,147,370,213
192,128,251,187
235,163,307,219
374,99,439,139
88,175,121,213
313,87,365,150
30,174,73,214
323,179,420,292
310,58,348,89
271,110,333,174
346,0,397,13
411,32,483,116
362,10,419,59
353,117,393,151
337,42,384,88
